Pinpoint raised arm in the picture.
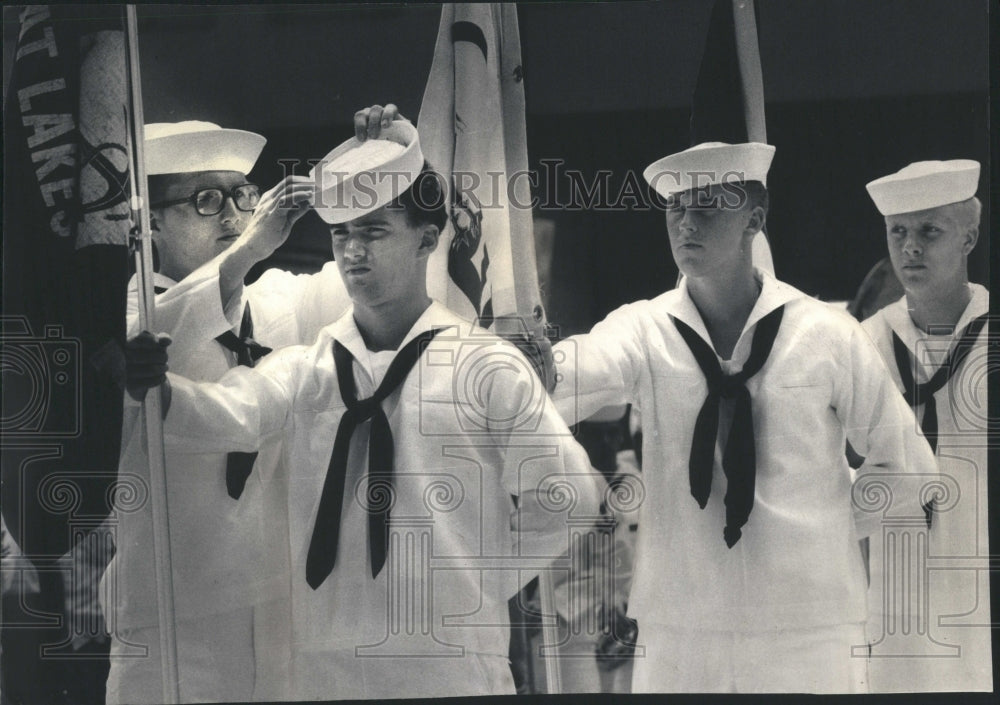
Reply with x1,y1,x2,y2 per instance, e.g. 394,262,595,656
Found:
551,304,647,426
247,261,351,346
125,177,311,360
216,175,315,311
124,330,298,457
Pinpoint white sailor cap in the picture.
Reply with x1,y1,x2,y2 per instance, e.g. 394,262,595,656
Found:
310,121,424,225
643,141,776,200
144,121,266,176
865,160,980,216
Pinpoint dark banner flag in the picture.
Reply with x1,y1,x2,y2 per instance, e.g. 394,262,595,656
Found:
689,0,774,273
691,0,753,145
2,6,130,699
3,2,130,553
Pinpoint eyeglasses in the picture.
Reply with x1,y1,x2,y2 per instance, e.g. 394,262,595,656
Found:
151,183,261,216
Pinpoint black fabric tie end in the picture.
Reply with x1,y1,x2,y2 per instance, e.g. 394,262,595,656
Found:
305,559,326,591
306,328,444,589
723,525,741,548
369,524,387,581
217,303,267,500
672,305,784,548
225,451,258,500
922,499,934,530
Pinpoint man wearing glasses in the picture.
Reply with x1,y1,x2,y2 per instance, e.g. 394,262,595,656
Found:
103,119,357,703
122,115,602,701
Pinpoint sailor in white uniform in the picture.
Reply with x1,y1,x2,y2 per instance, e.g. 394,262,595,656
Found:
551,142,939,693
862,159,992,693
104,119,351,703
124,121,603,699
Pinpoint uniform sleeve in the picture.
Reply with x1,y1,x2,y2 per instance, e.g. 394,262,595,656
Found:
248,261,351,346
834,322,939,538
161,347,303,455
480,344,603,571
126,260,240,352
551,304,647,425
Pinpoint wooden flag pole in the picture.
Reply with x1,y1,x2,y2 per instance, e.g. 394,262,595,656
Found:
538,569,563,694
495,3,561,693
124,6,180,703
419,4,561,691
732,0,767,143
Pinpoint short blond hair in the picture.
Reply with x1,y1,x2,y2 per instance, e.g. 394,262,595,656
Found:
948,196,982,231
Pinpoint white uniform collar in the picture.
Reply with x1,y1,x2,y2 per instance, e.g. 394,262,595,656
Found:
132,256,224,294
128,270,178,292
880,283,989,352
152,271,178,290
664,268,806,351
326,299,463,365
132,265,245,336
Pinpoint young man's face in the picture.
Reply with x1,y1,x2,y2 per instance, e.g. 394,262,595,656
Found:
884,203,976,296
151,170,253,281
330,204,437,309
665,183,761,279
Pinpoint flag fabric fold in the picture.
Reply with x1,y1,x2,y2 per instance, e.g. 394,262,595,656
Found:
2,5,132,701
418,3,542,334
418,4,553,694
2,3,130,559
689,0,774,275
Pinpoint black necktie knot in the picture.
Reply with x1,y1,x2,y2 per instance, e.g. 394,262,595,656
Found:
241,337,273,362
216,304,273,367
909,384,931,407
672,304,785,548
346,396,382,422
306,327,445,589
715,375,747,399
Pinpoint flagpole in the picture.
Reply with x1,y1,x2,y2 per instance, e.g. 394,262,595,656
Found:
494,3,560,692
418,3,561,691
732,0,766,142
124,6,180,703
537,570,563,693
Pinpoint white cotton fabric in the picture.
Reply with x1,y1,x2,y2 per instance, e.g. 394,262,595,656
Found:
552,269,939,692
862,285,992,693
159,301,602,698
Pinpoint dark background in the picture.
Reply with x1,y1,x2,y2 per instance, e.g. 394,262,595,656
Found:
22,0,977,337
0,3,994,703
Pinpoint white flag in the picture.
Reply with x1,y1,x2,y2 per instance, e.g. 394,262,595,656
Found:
418,3,543,335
